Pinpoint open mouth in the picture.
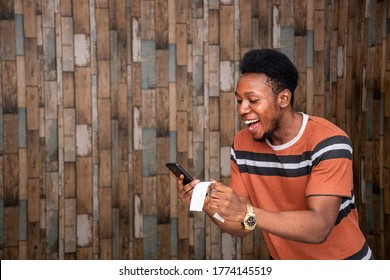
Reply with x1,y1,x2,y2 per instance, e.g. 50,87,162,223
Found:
244,118,260,132
244,119,259,125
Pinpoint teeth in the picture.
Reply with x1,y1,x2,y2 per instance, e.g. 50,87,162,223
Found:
244,119,259,125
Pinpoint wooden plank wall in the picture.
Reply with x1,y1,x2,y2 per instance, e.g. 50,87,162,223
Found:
0,0,389,260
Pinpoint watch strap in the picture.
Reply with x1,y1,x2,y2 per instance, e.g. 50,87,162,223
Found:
242,204,256,231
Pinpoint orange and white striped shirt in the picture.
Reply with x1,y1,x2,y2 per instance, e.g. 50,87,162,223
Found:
230,113,372,259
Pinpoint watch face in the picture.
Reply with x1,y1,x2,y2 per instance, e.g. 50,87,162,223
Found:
246,216,256,227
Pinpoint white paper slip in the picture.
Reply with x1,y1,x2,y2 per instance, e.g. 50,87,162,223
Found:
189,182,211,212
213,212,225,223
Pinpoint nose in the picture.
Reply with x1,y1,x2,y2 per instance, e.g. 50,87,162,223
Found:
237,100,251,116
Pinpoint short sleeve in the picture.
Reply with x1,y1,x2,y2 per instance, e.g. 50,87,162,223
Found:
306,157,353,198
229,154,249,197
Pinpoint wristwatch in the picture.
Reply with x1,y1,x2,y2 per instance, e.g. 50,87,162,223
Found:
242,204,257,231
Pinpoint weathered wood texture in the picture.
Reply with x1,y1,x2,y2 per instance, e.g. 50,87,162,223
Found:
0,0,389,260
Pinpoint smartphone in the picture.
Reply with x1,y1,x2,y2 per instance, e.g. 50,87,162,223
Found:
165,163,194,185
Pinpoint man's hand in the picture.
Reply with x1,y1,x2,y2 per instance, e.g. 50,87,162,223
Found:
176,174,200,207
207,181,246,222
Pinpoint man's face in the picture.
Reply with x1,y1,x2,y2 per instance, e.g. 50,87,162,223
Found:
235,73,281,141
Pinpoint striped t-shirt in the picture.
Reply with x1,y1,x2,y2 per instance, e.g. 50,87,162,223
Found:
230,113,372,259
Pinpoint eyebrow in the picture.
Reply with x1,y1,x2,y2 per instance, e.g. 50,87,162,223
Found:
235,91,257,97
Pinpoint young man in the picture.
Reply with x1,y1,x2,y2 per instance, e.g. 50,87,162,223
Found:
176,49,373,260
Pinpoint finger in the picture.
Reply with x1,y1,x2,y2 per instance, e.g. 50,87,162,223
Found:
211,182,231,193
209,182,225,196
184,186,194,195
180,179,199,196
176,175,184,197
177,175,187,196
178,174,184,185
208,189,223,202
177,184,193,201
208,183,215,197
207,182,215,197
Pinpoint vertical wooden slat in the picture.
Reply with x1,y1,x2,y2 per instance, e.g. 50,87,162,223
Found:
220,92,234,147
64,198,76,253
22,0,36,38
97,98,111,149
4,154,18,207
64,108,76,162
96,8,110,60
220,4,234,61
18,146,27,202
74,34,91,67
72,0,90,34
16,56,26,107
99,187,112,239
176,24,187,66
76,214,93,252
42,27,56,80
76,157,92,214
239,0,252,48
2,61,17,114
60,0,72,16
75,67,92,125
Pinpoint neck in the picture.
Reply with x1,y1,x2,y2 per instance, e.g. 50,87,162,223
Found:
267,110,302,146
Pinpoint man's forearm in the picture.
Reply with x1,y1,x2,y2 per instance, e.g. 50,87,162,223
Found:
254,196,342,244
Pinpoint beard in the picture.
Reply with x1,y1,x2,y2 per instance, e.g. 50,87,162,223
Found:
254,116,280,142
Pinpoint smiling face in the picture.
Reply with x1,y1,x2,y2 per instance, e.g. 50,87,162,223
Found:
235,73,283,141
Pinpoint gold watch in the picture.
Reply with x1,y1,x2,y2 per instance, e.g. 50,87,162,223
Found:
242,204,257,231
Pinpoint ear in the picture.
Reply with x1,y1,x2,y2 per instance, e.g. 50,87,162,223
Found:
278,89,292,108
